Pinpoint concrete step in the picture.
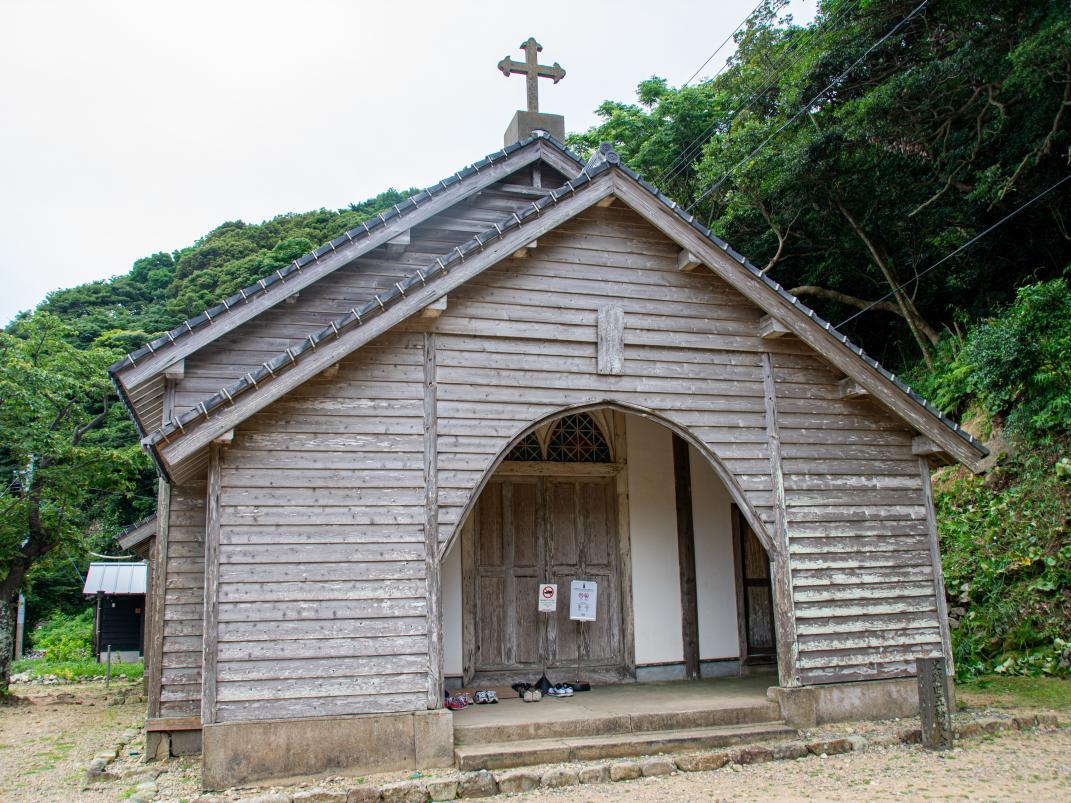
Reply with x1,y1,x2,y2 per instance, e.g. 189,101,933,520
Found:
454,700,782,745
454,720,796,771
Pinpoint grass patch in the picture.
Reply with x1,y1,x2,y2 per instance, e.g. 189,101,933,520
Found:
958,675,1071,710
12,657,144,682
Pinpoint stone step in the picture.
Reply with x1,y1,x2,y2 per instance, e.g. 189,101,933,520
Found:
454,720,796,771
454,700,782,745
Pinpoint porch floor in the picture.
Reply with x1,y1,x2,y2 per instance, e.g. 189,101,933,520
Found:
450,671,790,770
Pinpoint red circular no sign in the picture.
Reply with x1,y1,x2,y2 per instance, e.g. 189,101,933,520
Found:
542,586,554,598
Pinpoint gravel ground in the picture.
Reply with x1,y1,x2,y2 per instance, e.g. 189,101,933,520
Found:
527,728,1071,802
0,680,143,803
4,679,1069,802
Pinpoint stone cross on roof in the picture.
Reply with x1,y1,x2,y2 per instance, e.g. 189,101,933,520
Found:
497,37,566,114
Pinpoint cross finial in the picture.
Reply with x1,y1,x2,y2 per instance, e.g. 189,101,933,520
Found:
497,37,566,114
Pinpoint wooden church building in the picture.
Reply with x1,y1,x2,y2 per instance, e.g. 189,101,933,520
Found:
110,41,986,789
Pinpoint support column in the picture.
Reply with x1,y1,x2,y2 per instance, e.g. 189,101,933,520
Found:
202,443,222,726
671,434,700,680
761,352,800,687
424,333,443,709
919,457,955,675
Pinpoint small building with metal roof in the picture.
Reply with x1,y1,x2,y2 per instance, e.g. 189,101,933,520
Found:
83,561,148,661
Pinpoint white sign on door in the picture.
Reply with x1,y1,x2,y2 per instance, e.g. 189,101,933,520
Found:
569,580,598,622
538,583,557,613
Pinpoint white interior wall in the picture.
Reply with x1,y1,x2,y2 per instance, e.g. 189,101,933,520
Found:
689,446,741,660
442,542,463,678
625,416,684,665
441,413,742,678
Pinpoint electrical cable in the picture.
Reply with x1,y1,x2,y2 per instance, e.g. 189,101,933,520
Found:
686,0,929,213
836,173,1071,328
681,0,764,87
658,0,856,188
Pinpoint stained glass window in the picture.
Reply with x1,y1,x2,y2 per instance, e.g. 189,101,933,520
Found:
506,431,544,461
545,413,612,463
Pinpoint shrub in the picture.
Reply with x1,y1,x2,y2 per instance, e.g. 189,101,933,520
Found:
30,609,95,662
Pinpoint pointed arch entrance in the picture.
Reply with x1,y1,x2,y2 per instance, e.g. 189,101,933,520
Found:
439,403,783,687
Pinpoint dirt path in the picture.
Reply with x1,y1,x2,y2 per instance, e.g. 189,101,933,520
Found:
3,679,1069,802
528,728,1071,802
0,681,143,803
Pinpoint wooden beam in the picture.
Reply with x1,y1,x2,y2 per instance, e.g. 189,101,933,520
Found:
758,315,790,339
284,292,300,305
423,333,442,710
145,716,202,733
420,296,448,320
211,429,234,445
511,240,538,259
321,363,340,378
201,444,222,726
162,360,185,381
729,504,749,667
115,140,564,391
158,172,614,470
612,411,636,676
596,195,616,208
596,304,625,376
919,457,955,676
146,480,169,719
761,351,801,687
838,377,870,399
672,434,700,680
912,435,942,456
677,250,702,272
385,230,411,257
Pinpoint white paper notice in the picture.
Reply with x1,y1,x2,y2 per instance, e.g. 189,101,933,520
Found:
569,580,597,621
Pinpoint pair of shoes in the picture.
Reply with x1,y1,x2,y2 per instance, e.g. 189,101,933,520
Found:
445,695,468,710
547,683,574,697
474,690,498,704
512,682,532,697
522,689,543,703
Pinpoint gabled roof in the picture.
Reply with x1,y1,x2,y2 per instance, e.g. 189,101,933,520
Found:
84,561,148,596
135,140,987,478
116,514,156,559
108,133,586,436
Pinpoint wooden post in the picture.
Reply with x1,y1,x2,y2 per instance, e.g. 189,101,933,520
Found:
671,434,700,680
761,352,800,687
920,457,955,675
147,480,170,720
201,444,222,726
14,593,25,660
917,656,954,749
424,333,444,709
729,505,749,671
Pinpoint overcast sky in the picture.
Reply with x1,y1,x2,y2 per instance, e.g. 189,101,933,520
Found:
0,0,817,325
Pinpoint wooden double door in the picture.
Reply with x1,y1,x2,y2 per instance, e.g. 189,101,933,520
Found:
464,474,625,682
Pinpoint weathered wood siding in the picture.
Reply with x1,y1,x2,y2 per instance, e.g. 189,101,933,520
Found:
430,204,942,685
432,205,798,545
160,482,206,717
212,331,430,722
772,352,942,684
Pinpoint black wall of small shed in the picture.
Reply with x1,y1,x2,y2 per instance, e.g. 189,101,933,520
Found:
96,595,144,657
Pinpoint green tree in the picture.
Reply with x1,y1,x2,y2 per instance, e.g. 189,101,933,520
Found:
0,313,143,694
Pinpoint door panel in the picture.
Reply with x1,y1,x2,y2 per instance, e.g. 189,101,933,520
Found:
472,474,624,678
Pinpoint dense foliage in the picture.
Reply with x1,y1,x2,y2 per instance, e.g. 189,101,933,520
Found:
29,609,94,662
569,0,1070,368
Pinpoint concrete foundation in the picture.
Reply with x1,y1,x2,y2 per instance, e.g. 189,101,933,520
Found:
769,677,928,728
201,709,453,790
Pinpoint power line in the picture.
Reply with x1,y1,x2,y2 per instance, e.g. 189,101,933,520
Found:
836,173,1071,328
686,0,929,213
681,0,764,88
658,0,856,188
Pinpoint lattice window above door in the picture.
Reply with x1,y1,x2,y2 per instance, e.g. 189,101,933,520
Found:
506,431,544,461
545,413,612,463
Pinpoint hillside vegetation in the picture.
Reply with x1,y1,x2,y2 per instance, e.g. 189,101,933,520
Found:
2,0,1069,682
